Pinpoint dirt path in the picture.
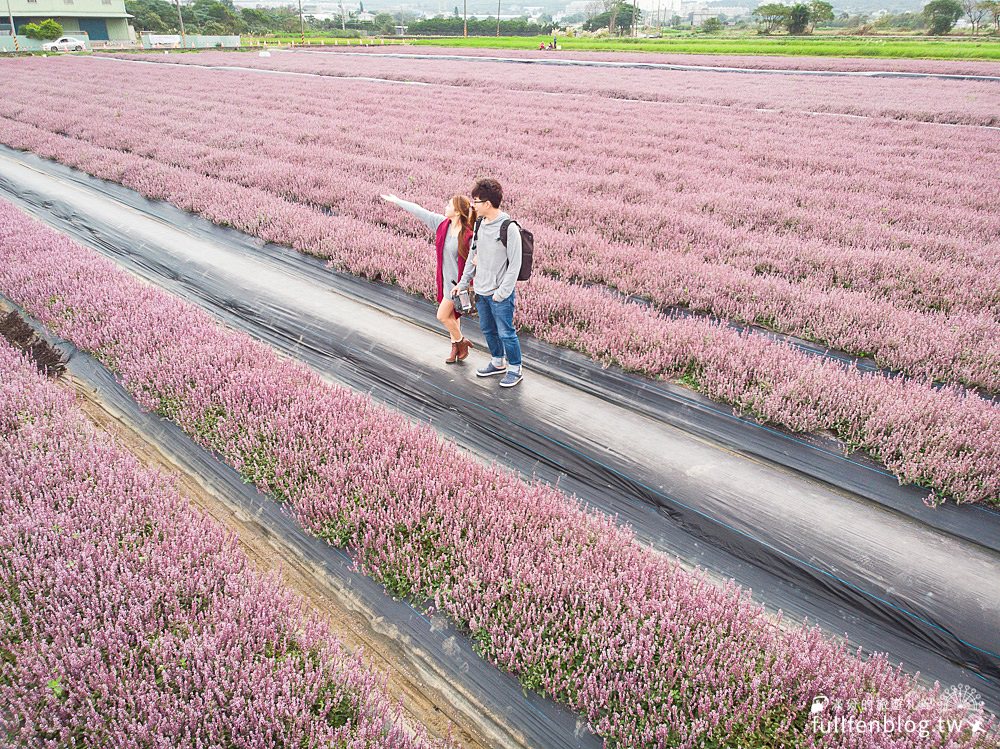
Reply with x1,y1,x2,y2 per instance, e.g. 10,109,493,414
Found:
70,374,502,749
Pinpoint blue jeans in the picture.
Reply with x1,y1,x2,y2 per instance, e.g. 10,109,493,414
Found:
476,290,522,369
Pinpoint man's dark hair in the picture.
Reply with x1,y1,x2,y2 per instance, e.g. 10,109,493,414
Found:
471,178,503,209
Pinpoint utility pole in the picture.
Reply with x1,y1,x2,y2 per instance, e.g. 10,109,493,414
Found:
496,0,501,36
5,0,19,52
174,0,186,47
463,0,468,36
298,0,305,43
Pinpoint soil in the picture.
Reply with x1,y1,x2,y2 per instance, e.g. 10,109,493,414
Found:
0,310,66,377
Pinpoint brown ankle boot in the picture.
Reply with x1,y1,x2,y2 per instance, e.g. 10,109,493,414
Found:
456,337,472,361
445,340,460,364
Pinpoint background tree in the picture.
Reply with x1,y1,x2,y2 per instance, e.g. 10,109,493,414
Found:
808,0,834,30
753,3,789,33
871,10,926,30
583,1,641,33
606,0,621,35
374,12,395,33
923,0,963,33
960,0,987,30
700,16,723,32
189,0,246,34
127,0,250,34
785,3,811,32
201,20,226,34
982,0,1000,31
239,7,272,33
23,18,63,39
125,0,173,32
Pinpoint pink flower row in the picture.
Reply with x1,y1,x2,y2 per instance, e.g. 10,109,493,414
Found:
108,49,1000,126
326,45,1000,77
3,57,997,391
0,201,996,748
0,339,440,748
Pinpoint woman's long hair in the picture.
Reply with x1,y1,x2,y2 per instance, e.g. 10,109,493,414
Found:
452,195,477,260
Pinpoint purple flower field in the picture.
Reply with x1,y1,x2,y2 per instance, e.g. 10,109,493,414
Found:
0,338,442,748
288,45,1000,77
103,49,1000,126
0,198,996,748
0,58,998,504
1,46,998,747
1,57,998,394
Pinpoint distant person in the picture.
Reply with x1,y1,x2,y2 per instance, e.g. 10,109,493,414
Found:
552,33,558,48
539,42,546,50
381,193,476,364
454,178,524,388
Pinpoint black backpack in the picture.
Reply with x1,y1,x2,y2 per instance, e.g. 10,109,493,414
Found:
500,220,534,281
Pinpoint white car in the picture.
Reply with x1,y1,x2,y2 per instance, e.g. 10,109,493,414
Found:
47,37,87,52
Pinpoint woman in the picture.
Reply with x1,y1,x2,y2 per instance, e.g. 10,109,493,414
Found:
381,192,476,363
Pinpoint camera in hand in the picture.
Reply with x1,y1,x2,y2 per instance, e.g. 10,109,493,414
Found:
458,288,473,313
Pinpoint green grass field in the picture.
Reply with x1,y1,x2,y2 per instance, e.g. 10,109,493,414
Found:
407,34,1000,60
238,31,1000,61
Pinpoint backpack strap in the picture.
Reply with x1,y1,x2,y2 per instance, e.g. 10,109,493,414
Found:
498,219,521,279
499,219,518,247
471,217,484,252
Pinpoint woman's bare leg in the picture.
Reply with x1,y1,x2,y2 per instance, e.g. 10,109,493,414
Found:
437,300,462,342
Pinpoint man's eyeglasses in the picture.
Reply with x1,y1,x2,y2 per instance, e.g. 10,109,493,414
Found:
471,198,487,205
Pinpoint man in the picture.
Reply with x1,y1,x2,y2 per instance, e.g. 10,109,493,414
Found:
454,178,524,388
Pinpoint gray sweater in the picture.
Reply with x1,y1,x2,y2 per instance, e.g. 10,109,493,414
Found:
394,198,461,293
457,212,522,302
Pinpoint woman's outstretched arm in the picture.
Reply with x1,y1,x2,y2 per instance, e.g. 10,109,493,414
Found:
380,194,445,232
